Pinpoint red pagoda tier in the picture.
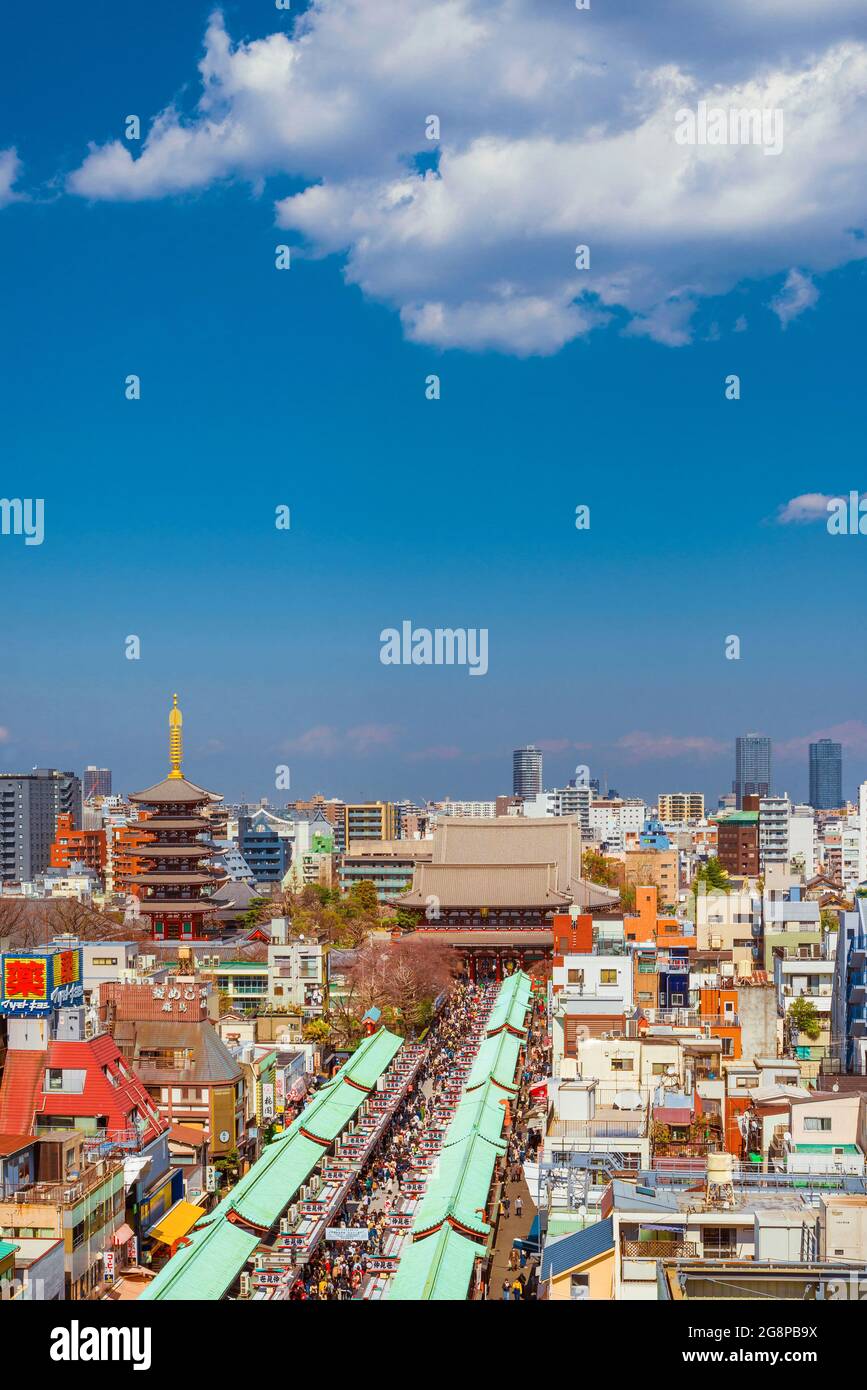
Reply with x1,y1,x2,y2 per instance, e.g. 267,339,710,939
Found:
129,694,228,941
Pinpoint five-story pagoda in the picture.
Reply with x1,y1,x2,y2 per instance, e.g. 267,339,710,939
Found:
130,695,228,941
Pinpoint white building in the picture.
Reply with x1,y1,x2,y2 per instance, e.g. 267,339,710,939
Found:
859,781,867,884
267,919,325,1013
523,785,591,828
788,805,816,878
759,795,791,871
589,800,647,853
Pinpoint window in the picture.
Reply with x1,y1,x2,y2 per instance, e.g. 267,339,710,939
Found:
670,993,684,1006
611,1057,634,1072
569,1273,590,1300
91,957,118,966
600,969,617,985
703,1227,736,1257
567,969,583,985
651,1062,668,1075
804,1116,832,1132
47,1068,64,1091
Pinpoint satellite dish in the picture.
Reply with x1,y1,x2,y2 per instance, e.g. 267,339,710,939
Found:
613,1089,643,1110
666,1065,678,1076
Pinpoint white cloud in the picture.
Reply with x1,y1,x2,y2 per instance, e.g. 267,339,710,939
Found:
770,268,819,326
67,3,867,353
615,731,728,761
775,492,843,524
0,149,23,208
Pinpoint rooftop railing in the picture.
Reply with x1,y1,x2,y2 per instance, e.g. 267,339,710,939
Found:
10,1159,124,1207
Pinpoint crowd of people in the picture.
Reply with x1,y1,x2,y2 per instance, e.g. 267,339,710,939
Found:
287,979,489,1300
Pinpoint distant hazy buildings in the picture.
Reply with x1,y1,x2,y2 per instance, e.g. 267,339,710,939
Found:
734,734,772,808
512,745,543,799
809,739,842,810
0,768,82,881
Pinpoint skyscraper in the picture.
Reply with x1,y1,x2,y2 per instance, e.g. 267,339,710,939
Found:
84,765,112,800
809,739,842,810
0,768,83,881
733,734,771,809
512,745,543,799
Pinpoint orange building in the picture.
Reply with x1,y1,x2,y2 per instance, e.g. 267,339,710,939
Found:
625,886,693,948
49,813,107,875
699,985,742,1060
111,821,155,898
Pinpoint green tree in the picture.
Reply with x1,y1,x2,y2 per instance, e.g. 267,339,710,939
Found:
302,1017,332,1044
788,995,821,1041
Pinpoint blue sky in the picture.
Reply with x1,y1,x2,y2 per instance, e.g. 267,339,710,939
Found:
2,0,867,806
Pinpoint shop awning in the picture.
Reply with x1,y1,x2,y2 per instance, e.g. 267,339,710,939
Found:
149,1202,206,1247
113,1223,135,1246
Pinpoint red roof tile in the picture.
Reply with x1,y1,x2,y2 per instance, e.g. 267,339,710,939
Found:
0,1051,47,1135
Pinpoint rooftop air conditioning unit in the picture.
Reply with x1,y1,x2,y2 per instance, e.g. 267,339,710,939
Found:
288,1204,299,1224
239,1273,252,1298
279,1217,290,1234
309,1173,321,1195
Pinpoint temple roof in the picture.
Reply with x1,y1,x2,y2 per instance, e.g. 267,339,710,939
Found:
133,817,213,831
134,844,218,858
134,870,227,886
130,775,222,806
398,862,572,909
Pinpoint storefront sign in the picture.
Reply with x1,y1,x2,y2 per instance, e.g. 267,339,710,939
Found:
324,1227,369,1242
0,949,84,1015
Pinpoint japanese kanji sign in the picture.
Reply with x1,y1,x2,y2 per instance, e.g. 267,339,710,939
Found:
0,948,84,1015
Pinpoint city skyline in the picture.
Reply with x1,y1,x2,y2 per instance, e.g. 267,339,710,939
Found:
2,1,867,810
0,717,857,810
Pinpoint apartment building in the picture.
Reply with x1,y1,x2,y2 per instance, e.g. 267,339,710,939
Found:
339,839,431,902
0,769,83,881
658,793,705,824
715,810,759,878
694,887,760,965
343,801,396,844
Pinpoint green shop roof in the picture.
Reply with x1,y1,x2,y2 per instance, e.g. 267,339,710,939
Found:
389,1224,480,1302
142,1026,403,1301
389,972,532,1302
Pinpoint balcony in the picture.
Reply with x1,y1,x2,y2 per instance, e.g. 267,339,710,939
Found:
622,1239,699,1260
550,1114,647,1140
13,1159,124,1207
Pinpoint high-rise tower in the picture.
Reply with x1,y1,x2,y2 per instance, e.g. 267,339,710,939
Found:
809,739,842,810
733,734,771,809
512,745,543,799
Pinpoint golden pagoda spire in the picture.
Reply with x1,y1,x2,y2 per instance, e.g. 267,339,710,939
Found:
168,692,183,779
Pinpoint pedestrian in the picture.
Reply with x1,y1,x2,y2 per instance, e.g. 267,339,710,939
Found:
501,1278,511,1301
515,1196,523,1219
503,1196,511,1218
